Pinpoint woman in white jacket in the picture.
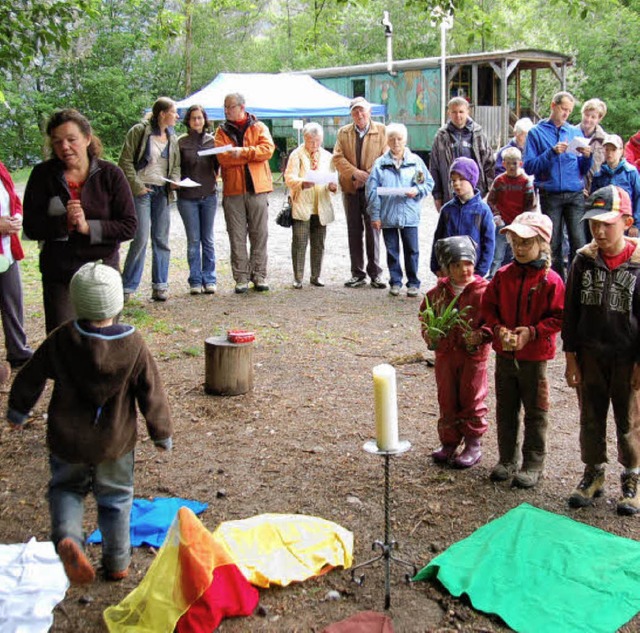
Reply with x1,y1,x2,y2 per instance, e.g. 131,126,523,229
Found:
284,123,337,288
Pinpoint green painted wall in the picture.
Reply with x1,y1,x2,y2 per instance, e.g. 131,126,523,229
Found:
271,68,442,156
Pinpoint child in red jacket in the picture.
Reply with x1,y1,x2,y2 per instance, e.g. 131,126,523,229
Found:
420,236,492,468
482,212,564,488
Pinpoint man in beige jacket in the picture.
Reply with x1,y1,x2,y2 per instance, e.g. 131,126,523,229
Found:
333,97,387,288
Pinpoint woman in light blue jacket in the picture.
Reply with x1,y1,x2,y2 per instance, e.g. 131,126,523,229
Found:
367,123,434,296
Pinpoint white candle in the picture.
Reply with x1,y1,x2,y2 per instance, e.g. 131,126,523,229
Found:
373,364,399,451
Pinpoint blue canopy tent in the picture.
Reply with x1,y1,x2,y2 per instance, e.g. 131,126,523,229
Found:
175,72,386,119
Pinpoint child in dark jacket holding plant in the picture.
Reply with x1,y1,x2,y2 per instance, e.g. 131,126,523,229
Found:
420,236,492,468
430,157,495,277
482,212,564,488
7,262,173,585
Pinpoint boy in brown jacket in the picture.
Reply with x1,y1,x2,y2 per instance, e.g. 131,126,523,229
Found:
7,262,172,584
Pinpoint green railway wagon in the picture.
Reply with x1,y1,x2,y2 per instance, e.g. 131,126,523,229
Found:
272,49,573,162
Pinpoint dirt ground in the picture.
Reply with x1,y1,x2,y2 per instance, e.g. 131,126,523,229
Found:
1,186,639,632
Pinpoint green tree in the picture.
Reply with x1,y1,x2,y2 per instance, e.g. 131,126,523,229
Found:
0,1,94,92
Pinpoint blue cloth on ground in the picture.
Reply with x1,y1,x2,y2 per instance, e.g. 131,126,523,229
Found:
87,497,208,548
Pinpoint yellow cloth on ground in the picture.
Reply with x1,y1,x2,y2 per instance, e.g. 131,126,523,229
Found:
212,513,353,588
103,507,229,632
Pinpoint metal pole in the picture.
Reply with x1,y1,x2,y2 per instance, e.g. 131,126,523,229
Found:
440,19,447,127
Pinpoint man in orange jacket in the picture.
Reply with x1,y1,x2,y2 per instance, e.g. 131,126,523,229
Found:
215,93,275,293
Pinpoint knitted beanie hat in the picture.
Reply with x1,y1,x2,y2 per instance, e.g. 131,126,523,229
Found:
449,157,479,188
70,261,123,321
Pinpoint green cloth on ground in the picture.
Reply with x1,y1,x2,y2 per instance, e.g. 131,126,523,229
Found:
413,503,640,633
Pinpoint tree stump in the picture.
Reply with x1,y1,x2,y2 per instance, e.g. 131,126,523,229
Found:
205,336,254,396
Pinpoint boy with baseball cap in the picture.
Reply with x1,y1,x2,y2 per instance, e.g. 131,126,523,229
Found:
482,212,564,488
7,261,173,583
563,185,640,514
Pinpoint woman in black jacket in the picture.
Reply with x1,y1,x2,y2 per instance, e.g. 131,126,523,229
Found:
177,105,219,295
23,109,137,333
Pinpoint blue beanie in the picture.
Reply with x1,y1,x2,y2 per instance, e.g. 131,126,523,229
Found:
450,157,479,188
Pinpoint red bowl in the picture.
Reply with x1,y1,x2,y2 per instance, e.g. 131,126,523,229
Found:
227,330,255,344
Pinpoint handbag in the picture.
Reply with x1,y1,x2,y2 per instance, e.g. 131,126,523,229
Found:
276,193,293,228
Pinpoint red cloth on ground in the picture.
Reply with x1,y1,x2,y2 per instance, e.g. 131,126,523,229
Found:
176,563,259,632
322,610,395,633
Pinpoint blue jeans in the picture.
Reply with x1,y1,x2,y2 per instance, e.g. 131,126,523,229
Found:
488,228,513,279
177,194,217,288
48,451,134,573
382,226,420,288
540,190,585,280
122,185,171,292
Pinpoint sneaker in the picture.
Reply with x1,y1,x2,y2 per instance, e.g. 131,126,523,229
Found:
235,282,249,294
57,537,95,585
310,278,325,287
190,286,202,295
617,472,640,516
105,566,130,582
293,281,302,289
152,289,168,302
432,444,458,464
407,286,419,298
512,469,542,489
254,282,269,292
344,276,367,288
204,284,217,294
568,466,605,508
490,462,517,482
370,277,387,289
389,285,401,296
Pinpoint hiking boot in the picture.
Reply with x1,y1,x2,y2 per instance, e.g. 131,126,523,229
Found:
204,284,217,294
407,286,419,297
568,466,605,508
254,281,269,292
452,438,482,469
617,472,640,516
490,462,517,482
344,276,366,288
235,282,249,294
389,285,401,296
190,286,202,295
310,278,325,287
370,277,387,289
512,469,542,489
57,538,95,585
123,292,132,304
293,281,302,289
431,444,458,464
152,288,168,302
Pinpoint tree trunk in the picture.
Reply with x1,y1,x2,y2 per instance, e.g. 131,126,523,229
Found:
204,337,254,396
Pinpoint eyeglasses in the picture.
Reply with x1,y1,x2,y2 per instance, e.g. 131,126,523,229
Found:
224,103,241,111
511,237,537,249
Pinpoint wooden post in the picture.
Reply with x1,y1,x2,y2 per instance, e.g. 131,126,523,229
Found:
205,336,254,396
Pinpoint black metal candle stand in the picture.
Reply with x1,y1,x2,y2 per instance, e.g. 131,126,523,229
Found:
351,439,417,609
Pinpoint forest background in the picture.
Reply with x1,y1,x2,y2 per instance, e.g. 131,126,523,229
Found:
1,0,639,170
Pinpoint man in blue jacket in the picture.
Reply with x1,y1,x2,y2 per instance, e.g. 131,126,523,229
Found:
524,92,592,279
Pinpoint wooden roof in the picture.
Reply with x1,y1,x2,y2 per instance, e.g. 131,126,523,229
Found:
303,48,574,79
